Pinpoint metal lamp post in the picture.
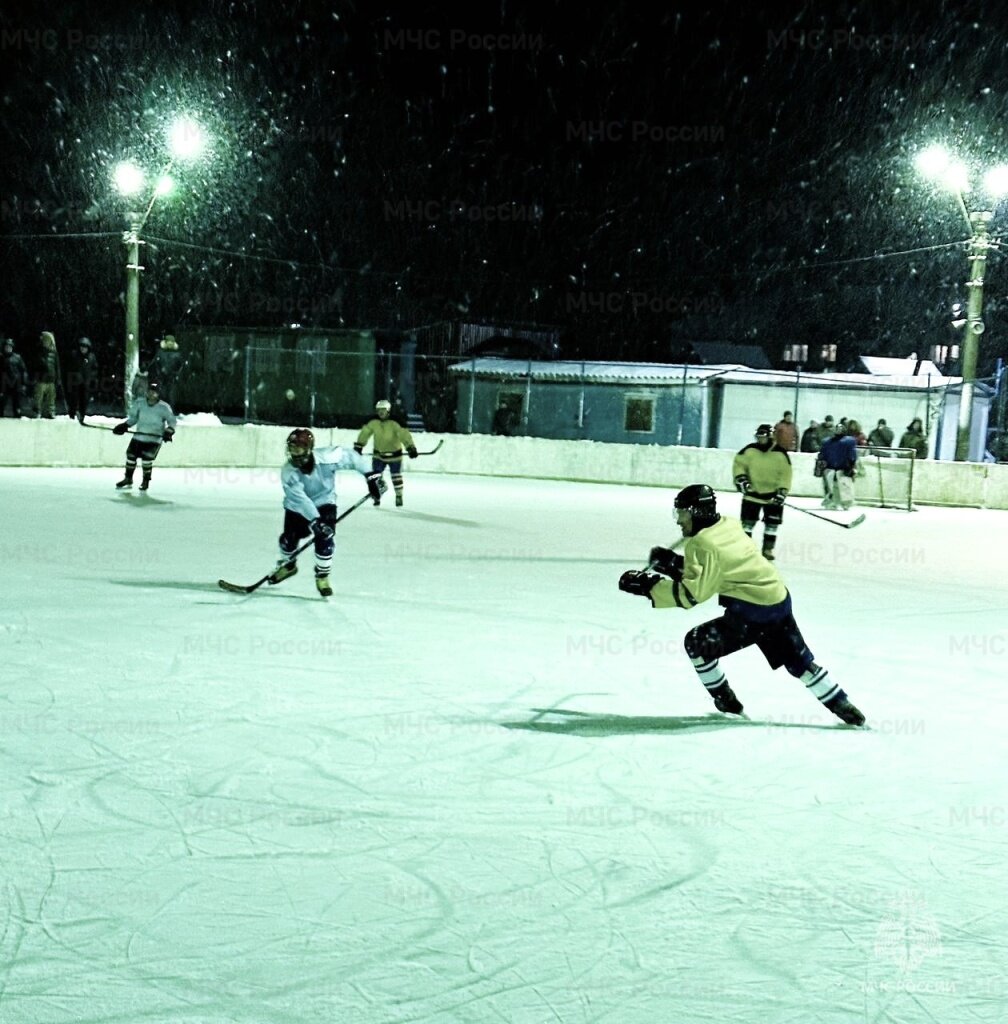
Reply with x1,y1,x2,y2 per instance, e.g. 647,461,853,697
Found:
916,145,1008,461
113,116,206,410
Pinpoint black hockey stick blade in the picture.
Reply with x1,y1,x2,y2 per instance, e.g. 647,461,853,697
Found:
414,439,444,456
217,487,376,594
784,502,866,529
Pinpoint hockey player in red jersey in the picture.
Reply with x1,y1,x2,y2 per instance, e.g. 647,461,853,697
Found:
619,484,865,725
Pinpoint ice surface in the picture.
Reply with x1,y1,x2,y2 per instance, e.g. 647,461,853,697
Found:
2,468,1006,1023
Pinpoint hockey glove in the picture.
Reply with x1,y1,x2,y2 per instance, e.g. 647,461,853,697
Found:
734,475,751,494
407,445,418,459
112,422,129,435
648,546,684,579
771,488,787,505
365,472,385,502
353,442,364,455
619,570,661,598
311,519,334,541
162,429,174,443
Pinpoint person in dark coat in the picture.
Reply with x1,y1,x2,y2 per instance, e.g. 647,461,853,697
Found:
65,337,98,423
1,338,29,417
799,420,821,453
899,418,928,460
145,335,186,407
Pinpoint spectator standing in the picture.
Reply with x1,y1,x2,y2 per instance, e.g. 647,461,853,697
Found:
899,418,928,460
867,419,894,454
773,411,798,452
145,335,186,407
35,331,61,419
66,337,98,423
800,420,821,453
1,338,28,417
816,415,836,446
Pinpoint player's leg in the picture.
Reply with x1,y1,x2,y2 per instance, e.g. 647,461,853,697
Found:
683,614,752,713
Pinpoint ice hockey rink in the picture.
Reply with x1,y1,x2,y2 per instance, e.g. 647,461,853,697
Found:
3,466,1007,1023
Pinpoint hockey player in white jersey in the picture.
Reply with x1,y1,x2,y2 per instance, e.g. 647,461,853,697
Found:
272,428,384,597
113,382,176,491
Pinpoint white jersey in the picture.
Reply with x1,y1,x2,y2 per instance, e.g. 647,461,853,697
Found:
281,445,371,520
126,399,177,442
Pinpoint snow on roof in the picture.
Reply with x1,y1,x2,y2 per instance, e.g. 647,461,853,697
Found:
446,357,959,389
859,355,946,378
446,358,744,383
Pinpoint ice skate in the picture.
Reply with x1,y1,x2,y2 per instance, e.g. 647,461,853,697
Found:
139,475,151,492
712,684,744,715
395,494,403,507
269,561,298,585
115,476,133,489
825,694,865,726
315,575,333,598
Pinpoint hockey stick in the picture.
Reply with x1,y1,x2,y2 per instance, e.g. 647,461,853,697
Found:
784,501,866,529
218,487,378,594
80,422,136,435
374,439,444,459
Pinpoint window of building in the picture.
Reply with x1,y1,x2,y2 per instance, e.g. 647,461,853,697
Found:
625,395,655,433
820,343,837,364
782,343,808,363
930,343,959,364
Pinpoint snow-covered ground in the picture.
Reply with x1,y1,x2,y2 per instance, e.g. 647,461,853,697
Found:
2,467,1006,1023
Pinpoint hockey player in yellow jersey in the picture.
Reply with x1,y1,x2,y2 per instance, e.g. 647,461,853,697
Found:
731,423,792,560
618,484,864,725
355,399,417,507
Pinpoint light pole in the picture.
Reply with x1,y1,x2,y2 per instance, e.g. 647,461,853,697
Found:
915,144,1008,461
113,116,206,410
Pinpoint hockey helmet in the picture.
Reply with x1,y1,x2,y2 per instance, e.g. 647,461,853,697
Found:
755,423,773,438
286,427,315,467
375,399,392,413
674,484,719,530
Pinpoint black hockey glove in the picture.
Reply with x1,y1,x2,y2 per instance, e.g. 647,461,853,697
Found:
648,546,684,579
407,445,418,459
162,429,174,443
112,422,128,435
353,442,364,455
365,471,385,502
311,519,334,541
619,570,661,598
734,475,751,494
771,488,787,505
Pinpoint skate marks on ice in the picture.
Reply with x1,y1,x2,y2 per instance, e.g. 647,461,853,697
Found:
505,706,844,737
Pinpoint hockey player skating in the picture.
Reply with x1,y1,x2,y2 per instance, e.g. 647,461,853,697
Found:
273,428,384,597
618,484,865,726
732,423,792,561
355,399,417,507
113,382,176,491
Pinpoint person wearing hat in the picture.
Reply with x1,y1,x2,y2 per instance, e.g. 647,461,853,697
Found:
111,381,176,492
145,334,186,407
65,336,98,423
730,423,793,561
35,331,61,419
354,399,417,507
1,338,28,417
617,483,865,725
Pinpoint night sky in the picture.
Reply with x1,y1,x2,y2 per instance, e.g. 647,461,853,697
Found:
4,1,1008,374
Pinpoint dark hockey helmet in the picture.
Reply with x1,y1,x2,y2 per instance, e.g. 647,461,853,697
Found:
674,484,719,529
755,423,772,437
286,427,315,467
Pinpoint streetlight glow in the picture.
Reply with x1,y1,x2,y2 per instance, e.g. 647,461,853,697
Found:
942,160,971,194
168,116,207,161
915,144,951,179
113,161,145,196
984,165,1008,196
155,174,175,197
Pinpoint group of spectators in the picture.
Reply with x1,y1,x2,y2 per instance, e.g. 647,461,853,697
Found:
771,410,929,460
0,332,99,422
0,331,186,421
